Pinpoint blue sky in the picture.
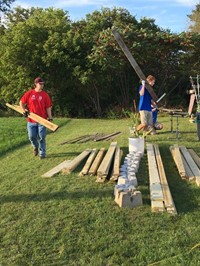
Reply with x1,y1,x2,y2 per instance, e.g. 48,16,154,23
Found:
12,0,199,33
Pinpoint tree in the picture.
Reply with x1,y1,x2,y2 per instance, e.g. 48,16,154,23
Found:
188,4,200,33
0,0,14,13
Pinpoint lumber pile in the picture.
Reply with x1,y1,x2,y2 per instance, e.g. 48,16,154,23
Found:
170,144,200,187
59,132,122,144
146,143,177,215
42,142,123,182
114,150,143,208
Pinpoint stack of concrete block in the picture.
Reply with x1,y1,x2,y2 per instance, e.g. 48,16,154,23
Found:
114,151,143,208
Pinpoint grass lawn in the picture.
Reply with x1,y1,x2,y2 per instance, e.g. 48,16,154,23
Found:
0,115,200,266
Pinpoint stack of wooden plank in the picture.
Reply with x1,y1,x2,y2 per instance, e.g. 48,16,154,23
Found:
170,144,200,187
42,142,122,182
146,143,177,215
59,132,122,144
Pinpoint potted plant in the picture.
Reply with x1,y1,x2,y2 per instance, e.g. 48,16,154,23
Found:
124,110,152,155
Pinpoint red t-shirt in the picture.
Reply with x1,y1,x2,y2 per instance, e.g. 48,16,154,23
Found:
20,89,52,123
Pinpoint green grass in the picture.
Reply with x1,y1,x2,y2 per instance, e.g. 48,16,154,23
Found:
0,116,200,266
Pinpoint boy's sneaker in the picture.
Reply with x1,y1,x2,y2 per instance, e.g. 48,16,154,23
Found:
33,148,38,156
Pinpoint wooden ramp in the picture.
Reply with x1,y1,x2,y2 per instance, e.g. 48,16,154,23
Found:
147,143,177,215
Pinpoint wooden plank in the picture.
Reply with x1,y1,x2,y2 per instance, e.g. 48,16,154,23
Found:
146,144,160,184
188,149,200,186
181,153,195,180
42,160,72,178
112,28,158,102
188,149,200,169
179,146,200,180
94,132,121,141
96,142,117,182
79,149,98,176
151,200,165,212
110,148,123,181
88,148,106,176
59,135,91,145
154,144,177,215
173,144,187,179
188,94,195,115
62,149,92,175
6,103,59,132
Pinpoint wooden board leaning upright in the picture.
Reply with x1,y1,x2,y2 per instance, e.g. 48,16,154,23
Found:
6,103,59,132
112,27,158,102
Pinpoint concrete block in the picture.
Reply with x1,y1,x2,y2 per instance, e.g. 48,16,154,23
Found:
117,176,129,185
115,190,143,208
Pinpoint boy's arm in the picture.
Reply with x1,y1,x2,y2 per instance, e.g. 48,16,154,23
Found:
139,80,146,96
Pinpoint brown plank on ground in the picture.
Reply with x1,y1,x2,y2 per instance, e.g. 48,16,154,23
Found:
154,144,177,215
88,148,106,176
79,148,98,176
59,135,91,145
6,103,59,132
94,132,121,142
96,142,117,182
42,160,72,178
110,148,123,182
62,149,92,175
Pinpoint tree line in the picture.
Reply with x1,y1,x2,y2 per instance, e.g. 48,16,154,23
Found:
0,5,200,117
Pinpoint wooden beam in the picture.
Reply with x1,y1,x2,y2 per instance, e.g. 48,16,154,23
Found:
79,148,98,176
6,103,59,132
154,144,177,215
110,148,123,181
188,149,200,169
173,144,187,179
180,146,200,186
62,149,92,175
112,28,158,102
96,142,117,182
88,148,106,176
42,160,72,178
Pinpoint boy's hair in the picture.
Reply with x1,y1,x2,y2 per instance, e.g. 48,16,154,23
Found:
146,75,156,82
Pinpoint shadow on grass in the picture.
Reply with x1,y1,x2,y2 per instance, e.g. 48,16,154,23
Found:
0,140,29,159
0,188,113,204
0,119,72,159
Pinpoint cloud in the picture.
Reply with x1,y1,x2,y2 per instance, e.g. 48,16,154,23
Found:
175,0,199,7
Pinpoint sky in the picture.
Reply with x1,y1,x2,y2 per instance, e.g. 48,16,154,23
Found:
11,0,200,33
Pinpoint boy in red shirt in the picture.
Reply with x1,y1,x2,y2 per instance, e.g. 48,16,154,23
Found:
20,77,53,159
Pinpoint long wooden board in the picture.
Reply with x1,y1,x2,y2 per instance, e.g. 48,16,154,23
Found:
112,28,158,102
6,103,59,132
79,148,98,176
154,144,177,215
97,142,117,182
42,160,72,178
88,148,106,176
62,149,92,175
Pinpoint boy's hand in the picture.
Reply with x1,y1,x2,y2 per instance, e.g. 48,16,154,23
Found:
142,80,145,86
23,110,30,117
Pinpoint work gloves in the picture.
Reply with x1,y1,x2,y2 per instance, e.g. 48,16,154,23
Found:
23,110,30,117
142,80,146,86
